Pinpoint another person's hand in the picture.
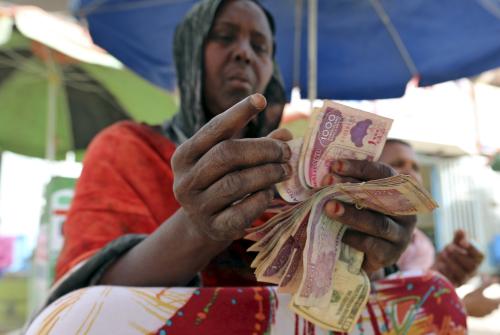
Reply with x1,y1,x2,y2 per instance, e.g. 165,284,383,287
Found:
463,276,500,317
321,160,417,273
431,230,484,287
171,94,292,241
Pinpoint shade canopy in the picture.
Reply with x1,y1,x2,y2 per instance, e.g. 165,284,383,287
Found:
0,6,176,159
72,0,500,99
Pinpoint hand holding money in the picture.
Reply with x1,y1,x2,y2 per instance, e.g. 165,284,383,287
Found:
246,101,438,332
320,159,422,273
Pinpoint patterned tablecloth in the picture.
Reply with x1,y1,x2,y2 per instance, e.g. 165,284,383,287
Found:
26,271,467,335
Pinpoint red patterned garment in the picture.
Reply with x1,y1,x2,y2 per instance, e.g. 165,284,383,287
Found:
26,271,466,334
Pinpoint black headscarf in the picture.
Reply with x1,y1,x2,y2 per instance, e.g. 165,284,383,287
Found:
163,0,286,145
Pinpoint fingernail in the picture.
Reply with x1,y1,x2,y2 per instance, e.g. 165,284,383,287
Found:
325,200,344,217
282,142,292,161
250,94,266,110
331,160,345,174
281,163,292,177
323,174,336,186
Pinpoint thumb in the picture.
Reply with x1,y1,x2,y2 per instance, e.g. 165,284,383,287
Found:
453,229,469,248
187,94,267,160
267,128,293,141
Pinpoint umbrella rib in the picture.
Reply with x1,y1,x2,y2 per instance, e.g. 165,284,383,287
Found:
0,55,47,78
63,70,100,82
369,0,419,77
293,0,304,87
62,70,123,106
64,80,107,93
477,0,500,19
0,50,48,77
64,80,125,111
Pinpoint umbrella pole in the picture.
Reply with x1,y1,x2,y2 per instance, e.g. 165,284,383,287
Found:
45,48,59,161
308,0,318,101
293,0,304,88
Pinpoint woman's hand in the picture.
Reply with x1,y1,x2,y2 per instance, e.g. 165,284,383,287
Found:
321,159,417,273
171,94,292,241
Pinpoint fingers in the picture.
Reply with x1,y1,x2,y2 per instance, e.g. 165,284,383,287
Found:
330,159,397,181
208,188,275,241
444,251,476,285
444,232,484,279
326,198,416,274
200,163,291,213
438,242,483,286
324,200,412,244
447,244,480,272
451,230,484,262
453,229,467,247
465,243,485,262
321,173,360,187
190,138,291,190
342,230,400,273
442,261,468,287
268,128,293,141
173,94,267,166
454,234,484,264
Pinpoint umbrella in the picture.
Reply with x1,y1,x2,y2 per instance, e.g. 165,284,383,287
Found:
0,5,176,160
71,0,500,100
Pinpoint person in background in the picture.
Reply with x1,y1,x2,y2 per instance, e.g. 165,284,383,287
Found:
380,138,500,317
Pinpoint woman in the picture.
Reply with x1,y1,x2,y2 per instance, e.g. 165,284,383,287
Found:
26,1,466,334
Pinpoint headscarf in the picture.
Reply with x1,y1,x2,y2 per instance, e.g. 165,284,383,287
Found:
163,0,286,144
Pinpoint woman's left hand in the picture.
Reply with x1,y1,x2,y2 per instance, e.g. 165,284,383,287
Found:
321,159,417,273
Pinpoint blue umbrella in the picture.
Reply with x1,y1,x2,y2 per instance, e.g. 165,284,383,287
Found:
72,0,500,99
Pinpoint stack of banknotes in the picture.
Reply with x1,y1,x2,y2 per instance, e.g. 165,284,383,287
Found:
245,101,438,332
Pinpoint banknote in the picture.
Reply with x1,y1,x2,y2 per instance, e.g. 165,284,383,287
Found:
248,175,438,331
247,100,438,332
276,101,392,201
303,101,392,189
332,175,438,215
294,197,343,308
298,106,321,189
276,138,314,203
256,212,310,284
291,242,370,332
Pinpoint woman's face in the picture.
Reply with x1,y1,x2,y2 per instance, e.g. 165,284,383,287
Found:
203,0,274,117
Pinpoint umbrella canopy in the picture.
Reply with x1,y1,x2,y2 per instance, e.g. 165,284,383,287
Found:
0,6,176,159
72,0,500,100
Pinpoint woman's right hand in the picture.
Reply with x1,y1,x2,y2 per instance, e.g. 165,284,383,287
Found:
171,94,292,241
